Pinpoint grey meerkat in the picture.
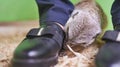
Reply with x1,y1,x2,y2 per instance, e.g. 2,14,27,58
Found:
64,0,107,48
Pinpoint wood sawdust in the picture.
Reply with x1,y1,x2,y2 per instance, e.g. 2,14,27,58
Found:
0,21,99,67
55,44,98,67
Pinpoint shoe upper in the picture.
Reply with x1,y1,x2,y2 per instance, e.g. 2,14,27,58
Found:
13,23,65,59
95,30,120,67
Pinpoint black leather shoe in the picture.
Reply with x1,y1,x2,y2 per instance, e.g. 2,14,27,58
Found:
95,31,120,67
11,23,65,67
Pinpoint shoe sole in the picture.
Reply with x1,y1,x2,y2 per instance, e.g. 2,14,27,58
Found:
11,56,58,67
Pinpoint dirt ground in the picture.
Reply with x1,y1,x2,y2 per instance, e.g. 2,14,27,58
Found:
0,21,99,67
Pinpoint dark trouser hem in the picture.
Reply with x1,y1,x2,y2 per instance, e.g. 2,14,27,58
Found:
36,0,74,26
111,0,120,28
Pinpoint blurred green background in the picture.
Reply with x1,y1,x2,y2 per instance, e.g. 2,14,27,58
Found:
0,0,114,30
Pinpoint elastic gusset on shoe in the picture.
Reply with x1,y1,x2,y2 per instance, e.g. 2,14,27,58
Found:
26,24,64,47
26,26,61,38
26,28,40,37
102,30,120,42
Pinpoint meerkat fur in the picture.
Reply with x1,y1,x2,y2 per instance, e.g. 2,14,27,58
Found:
65,0,107,48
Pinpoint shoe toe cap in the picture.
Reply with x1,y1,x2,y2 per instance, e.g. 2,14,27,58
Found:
13,37,60,59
